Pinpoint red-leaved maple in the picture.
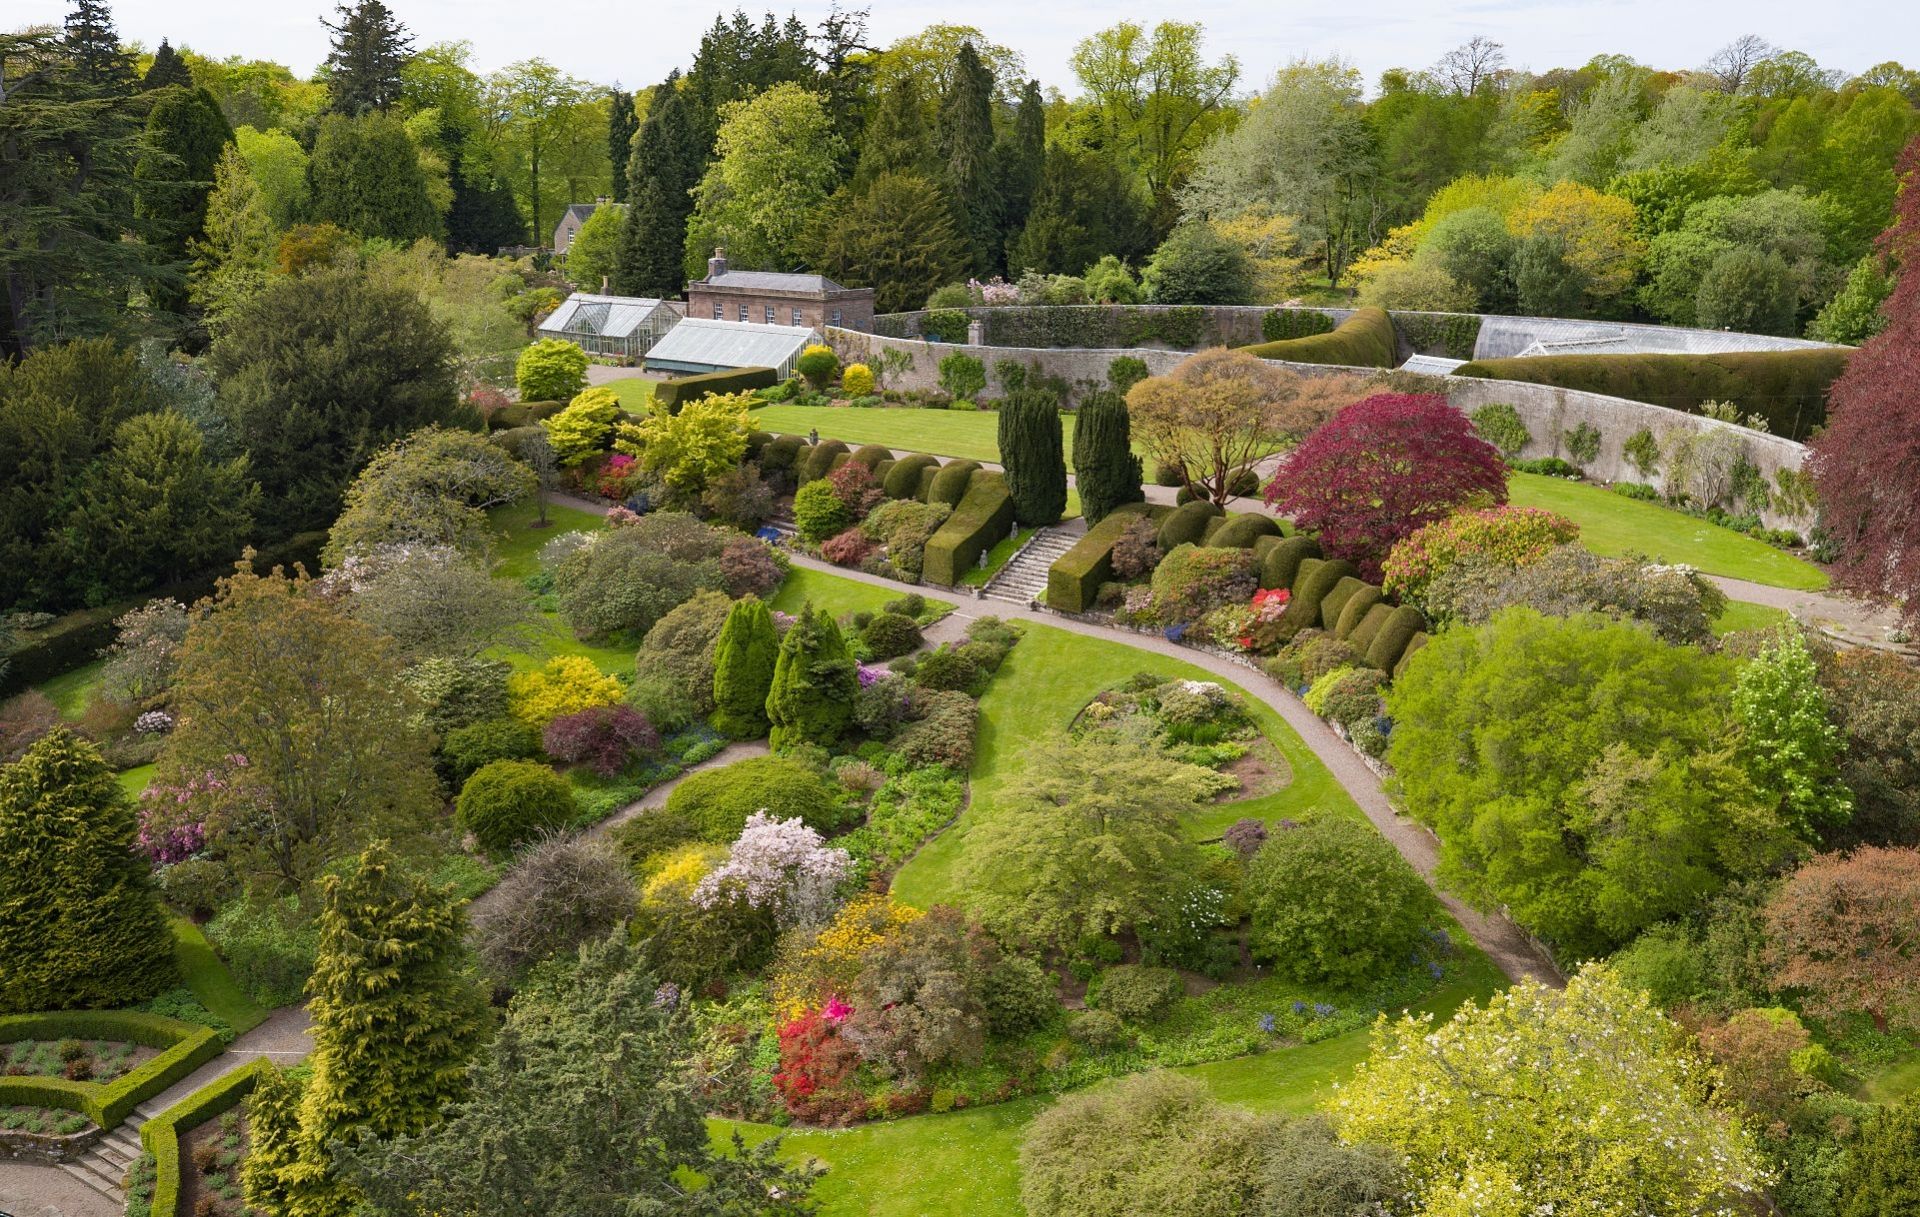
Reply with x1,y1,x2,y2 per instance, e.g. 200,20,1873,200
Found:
1809,133,1920,627
1264,393,1507,579
1764,845,1920,1034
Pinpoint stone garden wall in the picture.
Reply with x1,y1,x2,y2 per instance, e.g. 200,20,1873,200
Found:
826,328,1189,404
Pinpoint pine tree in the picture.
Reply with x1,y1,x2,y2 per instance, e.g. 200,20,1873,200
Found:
614,74,701,298
997,389,1068,526
141,38,193,91
321,0,412,115
1839,1096,1920,1217
855,75,933,187
1072,389,1145,525
269,841,485,1217
939,42,1000,276
0,729,176,1013
63,0,135,97
607,88,638,203
993,79,1045,244
765,604,858,751
711,597,779,739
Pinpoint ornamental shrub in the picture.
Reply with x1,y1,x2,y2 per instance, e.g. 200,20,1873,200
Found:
892,690,981,769
1071,389,1144,525
506,655,624,727
1563,420,1602,468
998,389,1068,526
1110,516,1163,581
1065,1008,1128,1051
913,645,982,694
541,387,622,466
841,363,874,397
827,460,885,517
1266,394,1508,579
1246,816,1432,986
1149,544,1258,625
796,344,839,390
793,479,853,543
469,833,635,984
1320,668,1386,729
938,351,986,401
554,530,725,640
541,705,660,777
514,338,588,403
664,755,843,842
1107,356,1149,394
765,604,859,751
439,716,541,785
1090,964,1183,1023
1470,402,1530,458
861,612,922,660
634,590,734,718
718,536,785,599
456,759,575,856
981,954,1058,1036
861,499,951,580
820,527,875,567
710,598,779,738
1380,506,1581,614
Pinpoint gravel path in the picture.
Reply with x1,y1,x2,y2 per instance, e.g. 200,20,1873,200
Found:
0,1162,122,1217
132,1006,314,1120
1706,574,1911,653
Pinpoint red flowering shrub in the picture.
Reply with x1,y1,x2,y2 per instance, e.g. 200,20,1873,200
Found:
1381,505,1580,612
827,461,886,517
541,704,661,777
1265,393,1508,579
1241,587,1292,651
468,384,511,425
821,527,876,567
772,1007,867,1124
596,452,641,501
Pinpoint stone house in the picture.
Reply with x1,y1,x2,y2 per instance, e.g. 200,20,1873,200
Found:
552,200,604,255
685,248,875,332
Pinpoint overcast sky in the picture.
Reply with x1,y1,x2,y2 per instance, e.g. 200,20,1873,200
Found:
15,0,1920,93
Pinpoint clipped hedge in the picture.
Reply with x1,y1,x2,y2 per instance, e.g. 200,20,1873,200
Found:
923,472,1015,586
1242,307,1397,368
1394,313,1483,360
1274,558,1356,641
872,457,896,487
925,459,983,508
800,439,849,483
0,1012,222,1130
1366,605,1429,673
1451,348,1849,441
884,454,939,499
140,1057,270,1217
1259,536,1321,591
1346,602,1395,653
1392,631,1431,680
979,305,1209,351
1262,308,1336,343
760,434,805,475
744,430,774,459
849,443,893,470
1155,500,1222,551
1319,576,1369,631
653,365,778,412
1333,585,1385,639
483,400,564,431
1045,503,1159,614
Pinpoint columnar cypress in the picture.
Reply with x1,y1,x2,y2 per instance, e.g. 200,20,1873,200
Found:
998,389,1067,526
765,604,858,752
615,74,701,299
607,88,638,203
0,729,176,1013
710,596,779,739
939,42,1000,276
1071,389,1145,525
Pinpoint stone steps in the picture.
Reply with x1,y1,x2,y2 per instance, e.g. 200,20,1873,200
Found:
981,528,1079,606
59,1114,145,1201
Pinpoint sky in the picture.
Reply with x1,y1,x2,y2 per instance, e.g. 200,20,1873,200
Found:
15,0,1920,94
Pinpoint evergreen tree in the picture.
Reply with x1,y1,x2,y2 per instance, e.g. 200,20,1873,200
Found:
1072,389,1145,525
682,10,818,153
1840,1096,1920,1217
939,41,1000,275
141,38,193,91
321,0,412,115
0,729,176,1014
446,166,527,254
765,604,858,751
63,0,135,97
606,88,638,203
1009,146,1154,276
258,842,485,1217
711,597,779,739
614,75,701,298
307,111,441,241
855,75,933,187
992,79,1045,245
137,85,234,314
997,389,1068,526
805,172,968,313
240,1065,304,1216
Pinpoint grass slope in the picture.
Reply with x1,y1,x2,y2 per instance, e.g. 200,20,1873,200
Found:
169,918,269,1035
1508,472,1828,591
771,566,953,623
750,405,1054,465
603,377,657,412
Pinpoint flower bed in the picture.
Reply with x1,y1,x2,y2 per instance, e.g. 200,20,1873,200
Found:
0,1012,223,1131
134,1057,269,1217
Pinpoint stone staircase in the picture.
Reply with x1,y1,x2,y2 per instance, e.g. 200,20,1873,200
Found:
60,1114,143,1203
981,527,1078,607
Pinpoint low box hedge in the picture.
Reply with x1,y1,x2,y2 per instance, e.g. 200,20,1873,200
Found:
884,454,939,499
926,459,982,507
923,472,1015,586
1366,605,1428,673
1044,503,1158,614
1451,348,1849,441
0,1011,223,1130
653,365,778,412
1206,513,1283,550
140,1058,271,1217
1259,536,1321,591
799,438,849,483
1155,500,1222,551
1242,307,1397,368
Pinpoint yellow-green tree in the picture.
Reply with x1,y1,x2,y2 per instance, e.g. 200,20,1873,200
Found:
540,385,620,465
613,390,749,492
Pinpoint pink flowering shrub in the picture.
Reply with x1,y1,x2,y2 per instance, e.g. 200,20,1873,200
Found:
541,704,661,777
694,812,851,930
137,757,253,863
1380,505,1581,613
597,453,641,501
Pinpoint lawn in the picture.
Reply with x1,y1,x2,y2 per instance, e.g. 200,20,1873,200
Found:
169,918,269,1034
1507,472,1828,591
751,404,1048,465
1714,600,1793,636
602,376,658,412
891,621,1365,909
117,764,153,798
40,657,105,719
488,498,606,581
771,565,954,624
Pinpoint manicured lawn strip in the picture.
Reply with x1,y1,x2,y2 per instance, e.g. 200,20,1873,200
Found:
1713,600,1793,636
770,566,954,625
169,919,268,1036
891,622,1363,910
603,377,657,412
751,404,1048,465
962,527,1037,586
40,657,105,719
117,764,154,799
1507,471,1828,591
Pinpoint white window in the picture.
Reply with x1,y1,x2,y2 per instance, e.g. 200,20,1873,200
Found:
765,305,776,324
830,309,842,327
739,303,749,322
712,303,723,320
792,308,803,326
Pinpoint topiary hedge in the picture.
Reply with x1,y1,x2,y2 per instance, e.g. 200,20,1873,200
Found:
979,305,1210,350
1365,605,1429,673
139,1057,270,1217
1261,308,1336,343
455,760,576,857
0,1012,223,1131
1204,513,1282,551
653,366,778,412
1259,536,1321,591
923,472,1016,586
1319,576,1369,632
1155,500,1223,551
1451,348,1849,441
1273,558,1356,641
1392,630,1430,680
800,439,850,484
883,454,939,499
1045,503,1159,613
744,430,774,459
664,755,841,841
759,434,805,476
1241,307,1397,368
849,443,893,470
925,459,983,508
1394,312,1483,360
1332,585,1385,639
1346,602,1395,653
483,400,565,431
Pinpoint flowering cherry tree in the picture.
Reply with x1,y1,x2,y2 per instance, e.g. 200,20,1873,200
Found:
694,812,851,930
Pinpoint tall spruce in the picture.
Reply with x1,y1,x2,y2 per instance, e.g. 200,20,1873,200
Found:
1072,389,1145,524
993,79,1045,245
140,38,193,91
939,41,1000,276
710,596,779,739
63,0,135,97
765,603,858,751
137,85,234,313
0,729,176,1013
999,388,1068,526
607,88,638,203
614,74,701,298
855,76,933,187
321,0,412,115
683,10,817,153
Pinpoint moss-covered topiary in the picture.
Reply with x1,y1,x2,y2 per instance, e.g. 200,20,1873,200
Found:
1155,499,1222,551
884,454,940,500
1207,513,1283,549
1273,558,1356,642
1365,605,1429,673
926,459,983,508
456,760,575,857
800,439,849,484
663,755,841,841
759,434,805,476
1260,535,1321,591
1333,585,1385,639
849,443,892,470
1241,307,1397,368
1392,631,1430,681
1319,576,1369,632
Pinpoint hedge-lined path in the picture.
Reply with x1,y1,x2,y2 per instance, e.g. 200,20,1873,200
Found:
550,491,1558,986
1706,574,1911,653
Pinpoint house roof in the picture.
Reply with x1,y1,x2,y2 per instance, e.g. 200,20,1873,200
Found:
562,203,598,224
538,293,672,340
696,269,850,294
644,317,818,373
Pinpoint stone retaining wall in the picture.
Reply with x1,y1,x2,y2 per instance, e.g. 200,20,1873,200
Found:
826,328,1188,404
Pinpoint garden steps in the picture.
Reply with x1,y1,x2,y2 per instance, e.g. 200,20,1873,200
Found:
980,526,1079,606
57,1115,143,1200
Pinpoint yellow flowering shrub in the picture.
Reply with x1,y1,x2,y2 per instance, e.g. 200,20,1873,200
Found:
506,655,623,726
840,363,874,397
771,892,922,1020
641,843,729,905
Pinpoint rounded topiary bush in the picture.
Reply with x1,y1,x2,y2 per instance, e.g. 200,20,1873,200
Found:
457,759,575,856
664,755,842,841
861,612,923,660
842,363,875,397
793,479,854,543
1091,964,1184,1023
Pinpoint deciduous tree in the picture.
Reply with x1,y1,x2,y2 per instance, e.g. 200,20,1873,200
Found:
1765,845,1920,1033
687,82,845,273
1127,349,1304,508
324,426,534,564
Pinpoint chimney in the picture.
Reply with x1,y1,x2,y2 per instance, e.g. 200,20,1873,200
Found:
708,246,728,280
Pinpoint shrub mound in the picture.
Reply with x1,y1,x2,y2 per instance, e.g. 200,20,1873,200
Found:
664,755,841,841
456,759,575,856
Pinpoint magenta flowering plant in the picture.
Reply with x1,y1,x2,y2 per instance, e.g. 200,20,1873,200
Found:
823,996,852,1022
137,753,260,865
856,663,888,689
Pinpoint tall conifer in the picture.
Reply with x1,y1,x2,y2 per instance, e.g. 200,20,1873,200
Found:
1072,389,1145,525
321,0,412,115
